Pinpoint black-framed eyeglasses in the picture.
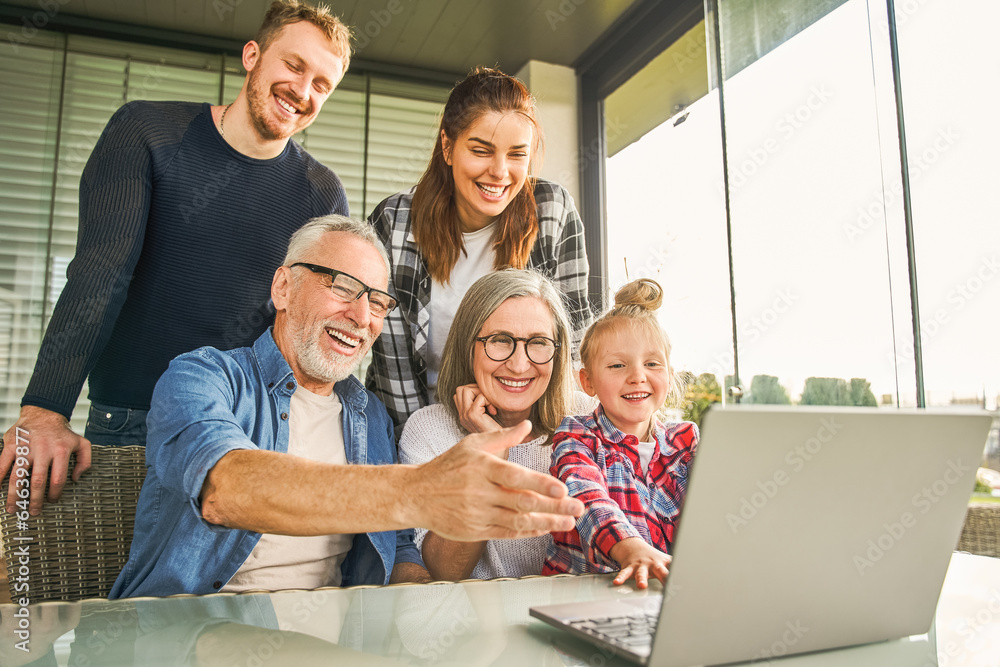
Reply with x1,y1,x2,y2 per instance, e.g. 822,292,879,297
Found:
474,333,560,364
290,263,397,317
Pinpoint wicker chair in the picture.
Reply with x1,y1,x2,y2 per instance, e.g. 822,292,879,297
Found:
957,503,1000,558
0,441,146,602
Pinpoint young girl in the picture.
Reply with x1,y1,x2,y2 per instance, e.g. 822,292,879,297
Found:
542,278,699,588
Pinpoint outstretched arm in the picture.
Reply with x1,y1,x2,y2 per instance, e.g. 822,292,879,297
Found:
202,421,582,541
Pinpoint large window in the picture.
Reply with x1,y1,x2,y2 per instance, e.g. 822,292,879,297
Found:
603,19,733,420
894,0,1000,410
714,0,901,408
0,29,448,433
600,0,998,430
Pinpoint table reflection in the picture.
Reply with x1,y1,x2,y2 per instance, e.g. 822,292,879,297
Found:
2,554,998,666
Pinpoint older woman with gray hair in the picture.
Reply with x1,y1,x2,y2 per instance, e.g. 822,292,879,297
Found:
399,268,592,580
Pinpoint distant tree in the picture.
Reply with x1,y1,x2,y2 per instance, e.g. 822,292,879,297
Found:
800,377,850,406
747,374,791,405
799,377,878,406
848,378,878,407
681,372,722,427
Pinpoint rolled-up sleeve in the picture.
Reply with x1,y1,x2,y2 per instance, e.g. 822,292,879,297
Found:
146,349,257,522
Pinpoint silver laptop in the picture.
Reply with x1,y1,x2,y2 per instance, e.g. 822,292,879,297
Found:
531,406,993,666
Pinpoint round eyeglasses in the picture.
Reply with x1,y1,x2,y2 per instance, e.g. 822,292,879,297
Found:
474,333,560,364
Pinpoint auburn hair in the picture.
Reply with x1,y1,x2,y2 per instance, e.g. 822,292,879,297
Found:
411,67,543,283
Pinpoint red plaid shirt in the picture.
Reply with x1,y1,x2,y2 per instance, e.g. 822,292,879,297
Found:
543,406,699,575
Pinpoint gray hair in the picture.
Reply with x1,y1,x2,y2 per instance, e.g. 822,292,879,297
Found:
283,215,390,273
436,268,573,441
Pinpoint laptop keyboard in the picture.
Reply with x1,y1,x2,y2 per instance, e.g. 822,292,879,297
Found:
568,609,659,654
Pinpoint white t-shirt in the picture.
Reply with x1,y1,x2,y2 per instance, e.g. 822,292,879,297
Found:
637,440,657,474
224,387,355,592
426,222,496,401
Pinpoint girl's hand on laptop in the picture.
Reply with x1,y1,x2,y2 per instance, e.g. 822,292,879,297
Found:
609,537,672,589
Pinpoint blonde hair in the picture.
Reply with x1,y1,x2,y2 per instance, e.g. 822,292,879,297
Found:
437,269,572,441
255,0,353,69
580,278,682,404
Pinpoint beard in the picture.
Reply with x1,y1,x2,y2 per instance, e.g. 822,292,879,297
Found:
291,317,372,385
245,66,314,142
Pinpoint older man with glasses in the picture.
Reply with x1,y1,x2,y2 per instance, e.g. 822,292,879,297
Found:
110,216,582,598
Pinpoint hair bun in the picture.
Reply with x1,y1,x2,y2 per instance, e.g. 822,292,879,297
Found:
613,278,663,312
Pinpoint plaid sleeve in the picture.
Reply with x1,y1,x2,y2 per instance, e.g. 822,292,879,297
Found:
552,422,641,566
365,195,427,434
532,180,593,344
650,421,700,527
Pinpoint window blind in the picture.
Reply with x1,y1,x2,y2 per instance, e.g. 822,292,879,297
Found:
0,39,62,432
0,28,448,433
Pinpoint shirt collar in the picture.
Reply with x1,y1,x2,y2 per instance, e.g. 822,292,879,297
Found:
593,404,664,455
252,328,368,410
253,328,295,391
594,404,638,450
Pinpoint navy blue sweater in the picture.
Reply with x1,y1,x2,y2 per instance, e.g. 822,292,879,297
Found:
23,102,349,418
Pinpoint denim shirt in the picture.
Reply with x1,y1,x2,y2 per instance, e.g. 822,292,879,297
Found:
110,329,422,599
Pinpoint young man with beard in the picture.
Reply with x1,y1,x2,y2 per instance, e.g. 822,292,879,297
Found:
110,217,583,596
2,1,353,516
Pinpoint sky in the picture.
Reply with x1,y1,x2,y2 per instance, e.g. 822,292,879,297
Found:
605,0,999,408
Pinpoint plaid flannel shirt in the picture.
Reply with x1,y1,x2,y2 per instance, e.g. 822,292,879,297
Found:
543,406,699,576
365,178,593,432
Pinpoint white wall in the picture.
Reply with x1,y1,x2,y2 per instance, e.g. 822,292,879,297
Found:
515,60,580,205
